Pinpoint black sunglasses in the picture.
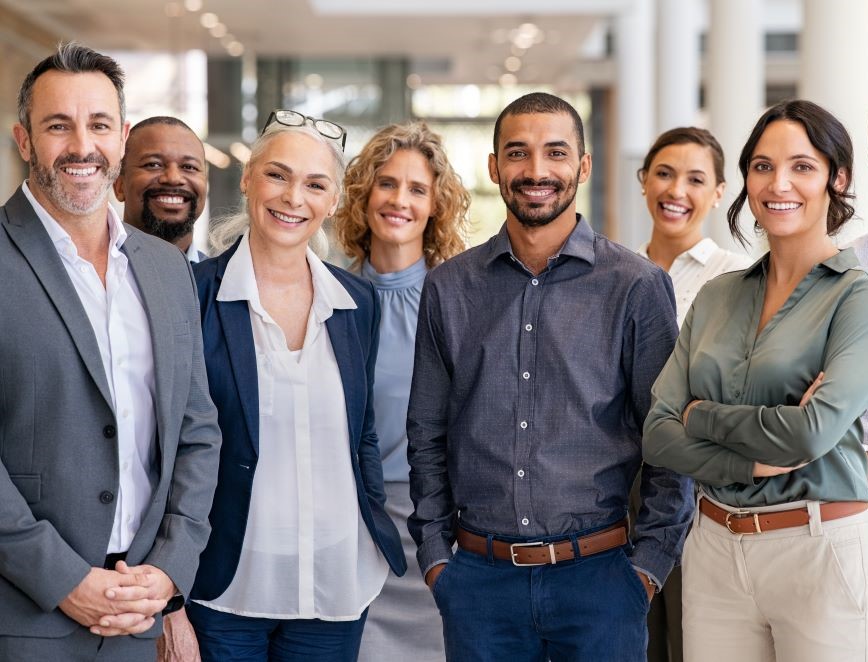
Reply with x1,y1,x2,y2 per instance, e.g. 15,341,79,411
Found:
260,109,347,151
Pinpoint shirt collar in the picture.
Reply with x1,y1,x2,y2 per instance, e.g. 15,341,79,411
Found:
742,248,858,279
684,237,718,266
485,214,596,268
22,179,127,254
217,231,357,323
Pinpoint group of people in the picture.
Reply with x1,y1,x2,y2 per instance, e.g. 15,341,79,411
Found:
1,41,868,662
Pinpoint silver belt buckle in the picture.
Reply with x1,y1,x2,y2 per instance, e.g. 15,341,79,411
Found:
509,541,557,566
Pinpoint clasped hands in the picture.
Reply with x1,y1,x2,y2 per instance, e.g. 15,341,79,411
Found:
681,371,824,478
59,561,177,637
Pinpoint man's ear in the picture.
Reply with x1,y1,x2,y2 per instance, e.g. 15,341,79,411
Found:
577,152,592,184
113,174,126,202
12,124,32,163
488,153,499,185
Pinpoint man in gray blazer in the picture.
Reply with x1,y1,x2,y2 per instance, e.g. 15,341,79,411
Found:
0,44,221,661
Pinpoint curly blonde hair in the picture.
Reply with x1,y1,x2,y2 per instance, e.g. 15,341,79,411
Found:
334,121,470,269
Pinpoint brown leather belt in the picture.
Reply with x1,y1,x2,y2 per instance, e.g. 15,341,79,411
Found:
699,498,868,535
457,520,628,566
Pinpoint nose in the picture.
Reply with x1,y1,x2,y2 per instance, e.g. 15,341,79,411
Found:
281,181,304,208
389,184,409,208
525,153,548,181
159,163,184,185
770,168,792,194
68,125,96,159
667,176,686,198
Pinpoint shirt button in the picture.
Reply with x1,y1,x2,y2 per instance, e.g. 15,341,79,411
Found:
525,324,533,332
118,358,126,367
520,421,528,429
122,461,129,471
531,279,539,286
122,409,129,419
734,390,741,398
522,371,530,380
521,517,529,525
79,265,87,273
99,490,114,504
103,425,117,438
517,469,525,478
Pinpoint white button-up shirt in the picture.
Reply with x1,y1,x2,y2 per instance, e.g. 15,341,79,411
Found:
198,232,388,619
23,181,157,554
638,237,753,327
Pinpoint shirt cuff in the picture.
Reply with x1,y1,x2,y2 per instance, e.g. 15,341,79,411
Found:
631,564,662,592
416,534,455,575
627,542,675,588
685,400,717,441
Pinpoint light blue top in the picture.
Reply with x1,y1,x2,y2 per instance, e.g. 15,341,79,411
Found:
362,257,428,483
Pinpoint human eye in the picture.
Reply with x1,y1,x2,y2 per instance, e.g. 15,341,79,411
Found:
265,170,285,181
141,161,162,170
92,122,111,131
751,161,772,172
308,181,327,191
181,163,201,172
654,169,670,179
549,149,567,158
377,179,395,189
794,162,815,173
411,185,429,196
47,123,69,132
690,176,706,186
506,149,526,159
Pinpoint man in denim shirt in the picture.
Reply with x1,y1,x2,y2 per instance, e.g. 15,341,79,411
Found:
407,92,694,661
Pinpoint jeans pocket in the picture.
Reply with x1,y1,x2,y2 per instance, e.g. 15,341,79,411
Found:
431,559,455,605
617,549,652,613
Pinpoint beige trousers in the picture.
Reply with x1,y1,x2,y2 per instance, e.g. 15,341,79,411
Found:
683,494,868,662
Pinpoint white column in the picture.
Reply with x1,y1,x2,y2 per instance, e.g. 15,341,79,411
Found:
614,0,655,250
706,0,764,254
656,0,701,132
800,0,868,244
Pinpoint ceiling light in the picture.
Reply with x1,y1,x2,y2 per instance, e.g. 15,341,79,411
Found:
406,73,422,89
183,0,202,11
210,23,227,38
304,73,324,89
164,2,182,17
499,73,518,86
203,143,230,169
504,56,522,72
200,12,219,28
226,41,245,57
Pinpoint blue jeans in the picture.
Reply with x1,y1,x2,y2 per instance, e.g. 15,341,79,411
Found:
432,529,650,661
186,602,368,662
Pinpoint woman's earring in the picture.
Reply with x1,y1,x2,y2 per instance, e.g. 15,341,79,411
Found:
713,202,720,208
641,188,646,195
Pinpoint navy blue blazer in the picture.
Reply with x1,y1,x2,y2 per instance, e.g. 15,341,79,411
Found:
190,238,406,602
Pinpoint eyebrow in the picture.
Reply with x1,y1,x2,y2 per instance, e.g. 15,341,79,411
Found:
137,152,204,164
377,174,431,188
655,163,708,175
750,153,820,163
265,161,333,182
503,140,572,150
39,112,116,125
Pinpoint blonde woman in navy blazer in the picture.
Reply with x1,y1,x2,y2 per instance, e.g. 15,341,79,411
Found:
186,115,405,662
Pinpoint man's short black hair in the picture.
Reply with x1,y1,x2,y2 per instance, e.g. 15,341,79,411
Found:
492,92,585,155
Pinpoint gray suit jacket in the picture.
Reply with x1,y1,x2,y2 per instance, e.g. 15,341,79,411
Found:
0,187,221,638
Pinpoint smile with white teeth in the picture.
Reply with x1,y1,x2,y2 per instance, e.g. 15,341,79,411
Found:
154,195,186,205
522,189,554,197
382,213,411,223
61,166,98,177
270,209,305,224
765,201,801,211
661,202,689,214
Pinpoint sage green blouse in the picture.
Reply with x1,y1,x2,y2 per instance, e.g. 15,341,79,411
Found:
643,248,868,507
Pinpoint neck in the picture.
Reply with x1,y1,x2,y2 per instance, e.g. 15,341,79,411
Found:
368,236,424,274
766,232,837,284
29,185,110,264
506,211,576,275
646,231,704,272
174,233,193,253
248,230,311,285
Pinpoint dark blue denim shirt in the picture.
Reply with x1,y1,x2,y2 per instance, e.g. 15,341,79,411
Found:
407,216,694,584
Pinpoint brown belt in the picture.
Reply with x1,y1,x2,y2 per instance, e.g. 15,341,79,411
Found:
457,520,628,566
699,498,868,535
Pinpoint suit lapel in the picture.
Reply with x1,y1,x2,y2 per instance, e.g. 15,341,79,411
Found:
123,231,174,453
326,309,361,449
217,298,260,455
2,188,114,410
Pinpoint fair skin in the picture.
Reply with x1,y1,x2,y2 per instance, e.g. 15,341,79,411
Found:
12,69,176,635
114,123,207,253
641,143,725,271
487,112,592,275
429,113,654,602
242,131,340,350
367,149,434,274
683,119,848,478
12,70,130,285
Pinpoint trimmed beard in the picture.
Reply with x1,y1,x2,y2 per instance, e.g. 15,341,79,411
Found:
139,192,199,244
502,175,578,228
31,151,117,217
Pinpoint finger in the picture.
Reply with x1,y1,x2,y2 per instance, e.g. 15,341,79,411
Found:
91,615,155,637
102,598,167,615
105,584,152,601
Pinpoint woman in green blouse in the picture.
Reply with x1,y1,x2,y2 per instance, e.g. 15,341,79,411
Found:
644,100,868,662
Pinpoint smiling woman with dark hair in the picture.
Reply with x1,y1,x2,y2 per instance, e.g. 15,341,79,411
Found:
644,100,868,661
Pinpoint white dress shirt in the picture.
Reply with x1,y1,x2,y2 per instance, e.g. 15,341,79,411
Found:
638,237,753,327
23,182,157,554
198,232,388,620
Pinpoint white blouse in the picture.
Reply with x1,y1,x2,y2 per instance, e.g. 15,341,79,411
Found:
638,237,753,327
197,232,388,620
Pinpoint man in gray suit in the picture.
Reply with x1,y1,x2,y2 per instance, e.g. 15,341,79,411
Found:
0,43,221,661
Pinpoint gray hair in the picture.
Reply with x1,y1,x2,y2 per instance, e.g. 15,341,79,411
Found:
18,42,126,132
209,123,346,257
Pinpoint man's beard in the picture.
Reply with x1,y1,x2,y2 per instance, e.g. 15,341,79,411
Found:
139,190,199,244
31,151,117,217
502,175,578,228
